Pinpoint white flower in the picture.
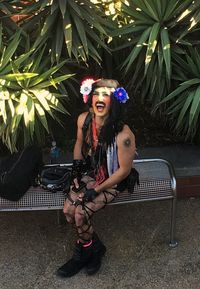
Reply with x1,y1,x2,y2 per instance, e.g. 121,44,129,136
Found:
80,78,95,96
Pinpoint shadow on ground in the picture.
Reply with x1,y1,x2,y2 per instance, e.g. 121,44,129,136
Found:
0,198,199,289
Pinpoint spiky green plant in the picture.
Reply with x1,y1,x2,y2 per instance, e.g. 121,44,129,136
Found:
19,0,115,64
0,29,74,152
111,0,200,104
159,48,200,140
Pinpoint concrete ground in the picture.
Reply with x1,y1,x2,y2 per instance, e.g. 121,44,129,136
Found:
0,197,199,289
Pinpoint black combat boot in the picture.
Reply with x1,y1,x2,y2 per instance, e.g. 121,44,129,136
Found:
57,241,93,278
85,232,106,275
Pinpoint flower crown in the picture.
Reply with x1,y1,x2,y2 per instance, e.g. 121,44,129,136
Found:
80,78,129,104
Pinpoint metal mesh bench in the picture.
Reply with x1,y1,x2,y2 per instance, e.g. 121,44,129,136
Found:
0,158,178,247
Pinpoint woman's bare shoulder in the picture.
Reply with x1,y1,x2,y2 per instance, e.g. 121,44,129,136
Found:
118,124,135,137
116,124,135,145
77,111,90,128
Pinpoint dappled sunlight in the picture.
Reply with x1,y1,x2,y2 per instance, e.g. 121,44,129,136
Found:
177,9,191,22
0,79,6,86
16,104,25,115
65,40,71,44
23,105,34,127
0,88,9,100
8,99,15,118
0,100,6,122
189,16,198,30
34,103,45,116
65,24,72,29
45,92,59,106
145,55,152,65
150,40,157,52
30,89,51,112
20,92,28,105
90,0,125,15
163,43,170,50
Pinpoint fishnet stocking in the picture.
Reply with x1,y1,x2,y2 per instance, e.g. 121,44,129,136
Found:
75,189,118,242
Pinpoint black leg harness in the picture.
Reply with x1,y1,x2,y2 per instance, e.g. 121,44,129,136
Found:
66,189,118,242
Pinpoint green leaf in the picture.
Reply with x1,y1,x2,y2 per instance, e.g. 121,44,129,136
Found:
0,30,21,70
122,3,152,23
0,99,7,123
145,23,160,75
0,22,2,52
0,73,38,81
2,49,35,75
55,20,64,63
160,27,171,82
81,7,107,35
50,1,58,14
29,61,66,87
34,102,49,132
143,0,159,21
0,79,21,90
176,92,193,129
189,10,200,31
29,48,46,73
30,89,52,116
180,79,200,86
8,98,15,118
86,27,108,51
59,0,66,18
63,10,72,58
23,96,35,133
11,112,23,134
159,79,200,104
186,55,199,78
41,10,58,36
72,11,88,56
68,0,82,18
45,92,68,114
189,85,200,126
111,24,147,37
123,27,151,72
33,73,74,89
163,0,179,21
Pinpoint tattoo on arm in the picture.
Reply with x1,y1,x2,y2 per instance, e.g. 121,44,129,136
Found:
123,138,131,147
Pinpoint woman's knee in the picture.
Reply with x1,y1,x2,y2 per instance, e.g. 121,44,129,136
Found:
63,205,70,215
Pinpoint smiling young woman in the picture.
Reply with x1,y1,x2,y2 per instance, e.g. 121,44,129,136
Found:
57,78,138,278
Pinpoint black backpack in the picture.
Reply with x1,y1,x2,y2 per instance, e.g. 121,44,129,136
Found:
0,145,43,201
39,165,71,192
39,113,92,192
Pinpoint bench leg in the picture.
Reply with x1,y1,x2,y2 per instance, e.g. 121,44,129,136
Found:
169,197,178,248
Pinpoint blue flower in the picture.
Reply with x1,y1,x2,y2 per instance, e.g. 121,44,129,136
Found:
113,87,129,103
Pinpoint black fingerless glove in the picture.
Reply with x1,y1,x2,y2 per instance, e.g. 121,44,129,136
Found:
127,168,139,193
83,189,99,202
71,159,83,185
